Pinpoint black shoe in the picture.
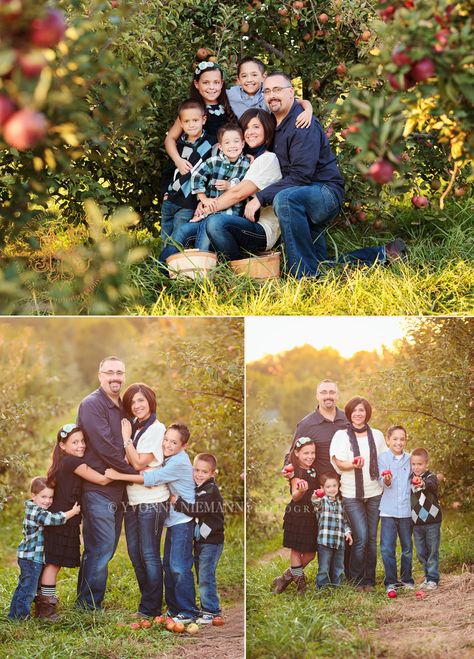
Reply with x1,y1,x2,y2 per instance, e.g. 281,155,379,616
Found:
385,238,407,261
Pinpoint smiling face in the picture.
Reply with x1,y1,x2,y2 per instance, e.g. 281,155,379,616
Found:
237,61,265,96
316,381,338,413
194,70,224,104
130,391,151,422
193,458,215,486
263,74,294,117
218,129,245,161
351,403,367,428
179,107,206,141
243,116,266,150
32,486,54,509
388,428,407,456
411,454,428,476
162,428,185,458
60,430,86,458
98,359,125,399
294,443,315,468
323,477,339,499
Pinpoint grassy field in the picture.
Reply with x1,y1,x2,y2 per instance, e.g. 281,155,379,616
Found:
0,506,243,658
246,510,474,658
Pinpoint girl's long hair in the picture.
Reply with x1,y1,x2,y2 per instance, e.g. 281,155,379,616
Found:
189,66,237,123
47,425,85,487
288,439,317,472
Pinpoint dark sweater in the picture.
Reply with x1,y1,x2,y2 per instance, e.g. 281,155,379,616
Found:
173,477,224,544
411,470,442,526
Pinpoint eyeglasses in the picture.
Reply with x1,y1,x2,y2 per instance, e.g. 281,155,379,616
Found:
295,436,314,449
59,423,79,438
100,370,125,377
262,86,292,95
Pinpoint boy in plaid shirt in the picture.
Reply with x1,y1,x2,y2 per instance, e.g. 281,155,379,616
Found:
8,477,80,620
311,473,352,588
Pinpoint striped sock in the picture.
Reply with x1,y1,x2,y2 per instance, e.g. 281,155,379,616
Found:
40,584,56,597
290,566,303,577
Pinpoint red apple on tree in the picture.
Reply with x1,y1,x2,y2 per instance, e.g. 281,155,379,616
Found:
17,50,48,78
318,13,329,23
391,47,412,67
0,93,15,126
368,160,395,185
30,8,67,49
411,195,429,208
336,62,347,77
410,58,436,83
3,108,48,151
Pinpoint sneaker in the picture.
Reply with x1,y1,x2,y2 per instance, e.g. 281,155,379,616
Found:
425,581,438,590
195,612,215,624
172,613,195,624
385,238,407,261
401,582,415,590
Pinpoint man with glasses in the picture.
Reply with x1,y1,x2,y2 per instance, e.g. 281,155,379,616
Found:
75,356,137,610
245,72,406,278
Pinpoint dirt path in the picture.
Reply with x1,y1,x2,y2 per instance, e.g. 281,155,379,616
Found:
371,572,474,658
160,603,244,659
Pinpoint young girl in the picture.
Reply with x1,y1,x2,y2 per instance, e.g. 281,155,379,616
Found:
164,62,236,177
37,424,110,619
311,473,352,589
273,437,318,595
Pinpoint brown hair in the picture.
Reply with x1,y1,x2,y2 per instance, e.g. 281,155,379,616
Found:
189,65,237,124
288,438,316,471
217,122,244,144
387,425,407,440
319,472,340,487
178,98,206,118
167,423,190,445
122,383,157,418
344,396,372,423
411,447,429,461
239,108,276,149
237,56,265,76
31,476,50,494
47,425,85,488
99,356,124,370
194,453,217,471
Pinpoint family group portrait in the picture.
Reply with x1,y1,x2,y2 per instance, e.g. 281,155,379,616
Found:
246,316,473,659
0,317,245,657
0,0,472,316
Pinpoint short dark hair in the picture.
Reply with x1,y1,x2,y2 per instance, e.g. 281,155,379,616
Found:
217,122,244,143
178,98,206,118
344,396,372,423
122,383,157,417
195,453,217,471
239,108,276,149
387,425,407,440
411,447,429,461
31,476,50,494
320,472,340,487
167,423,190,445
237,56,265,76
99,356,124,370
265,70,292,86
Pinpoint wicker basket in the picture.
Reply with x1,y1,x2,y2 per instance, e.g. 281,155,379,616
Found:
230,251,280,279
166,249,217,279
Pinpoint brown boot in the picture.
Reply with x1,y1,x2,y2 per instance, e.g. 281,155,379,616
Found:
272,568,293,594
294,573,307,595
34,594,59,620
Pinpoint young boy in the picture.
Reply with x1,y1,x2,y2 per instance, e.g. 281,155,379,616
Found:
105,424,199,624
160,99,217,260
8,477,80,620
378,425,414,597
410,447,442,590
227,56,313,127
170,453,224,623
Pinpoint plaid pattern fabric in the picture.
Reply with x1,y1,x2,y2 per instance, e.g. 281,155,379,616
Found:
17,500,66,564
411,471,442,526
191,152,250,215
312,495,351,549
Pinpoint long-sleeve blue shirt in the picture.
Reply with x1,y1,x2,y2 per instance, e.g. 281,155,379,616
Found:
378,450,412,518
143,450,195,527
256,101,344,207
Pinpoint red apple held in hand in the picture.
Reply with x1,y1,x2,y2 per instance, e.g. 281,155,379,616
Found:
381,469,392,477
0,94,15,126
410,58,436,83
283,464,294,474
353,456,364,466
314,488,324,498
412,477,422,485
3,109,48,151
411,195,429,208
368,160,395,185
30,8,67,48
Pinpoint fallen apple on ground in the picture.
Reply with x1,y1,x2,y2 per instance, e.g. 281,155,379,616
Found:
173,622,185,633
415,590,425,599
130,622,141,629
187,622,199,634
165,620,176,631
212,616,225,626
140,619,152,628
154,615,166,624
387,590,397,598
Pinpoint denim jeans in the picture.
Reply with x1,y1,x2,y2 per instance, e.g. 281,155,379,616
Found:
76,491,123,610
273,183,385,278
160,218,212,264
342,494,382,586
413,523,441,583
124,502,167,616
163,521,199,618
316,545,345,588
205,213,268,261
160,201,195,246
380,516,414,586
194,542,223,614
8,559,43,620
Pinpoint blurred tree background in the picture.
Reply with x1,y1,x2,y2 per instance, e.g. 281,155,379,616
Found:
0,317,244,516
246,317,473,537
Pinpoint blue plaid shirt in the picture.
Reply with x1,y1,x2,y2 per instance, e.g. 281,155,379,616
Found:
312,495,351,550
190,152,250,215
17,500,66,564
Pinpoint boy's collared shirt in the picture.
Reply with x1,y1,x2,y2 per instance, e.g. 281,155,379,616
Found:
312,495,351,550
227,84,267,119
143,450,195,527
191,152,250,215
17,500,66,564
378,450,412,518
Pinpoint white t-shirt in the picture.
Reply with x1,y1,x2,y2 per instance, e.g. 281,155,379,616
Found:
243,151,282,249
330,428,387,499
126,420,169,505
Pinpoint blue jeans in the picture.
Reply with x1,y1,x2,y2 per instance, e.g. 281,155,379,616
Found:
343,495,382,586
194,542,223,614
160,218,212,263
76,491,123,610
205,213,268,260
124,502,167,616
160,201,194,247
413,523,441,583
380,516,414,586
316,545,345,588
8,559,43,620
273,183,385,278
163,521,199,618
